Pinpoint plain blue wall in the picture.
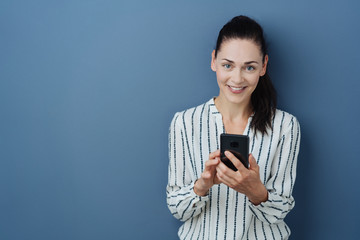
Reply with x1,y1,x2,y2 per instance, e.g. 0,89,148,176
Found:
1,0,360,239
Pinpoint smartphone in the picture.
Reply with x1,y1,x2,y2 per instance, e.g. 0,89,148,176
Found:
220,133,249,170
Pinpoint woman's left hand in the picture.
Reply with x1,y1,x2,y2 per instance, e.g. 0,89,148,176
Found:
216,151,268,205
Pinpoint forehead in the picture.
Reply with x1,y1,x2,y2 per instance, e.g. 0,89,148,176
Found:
217,38,263,61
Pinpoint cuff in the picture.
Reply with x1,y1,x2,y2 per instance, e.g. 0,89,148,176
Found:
189,181,210,208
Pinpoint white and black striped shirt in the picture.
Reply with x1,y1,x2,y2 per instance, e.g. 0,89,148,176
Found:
167,98,301,240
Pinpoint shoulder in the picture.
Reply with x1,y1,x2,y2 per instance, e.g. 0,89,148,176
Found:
273,109,300,135
170,98,213,128
273,109,301,135
273,109,299,124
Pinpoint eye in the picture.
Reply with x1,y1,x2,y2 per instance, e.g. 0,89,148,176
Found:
246,66,255,71
223,64,231,69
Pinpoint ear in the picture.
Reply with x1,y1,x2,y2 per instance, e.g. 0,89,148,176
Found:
260,55,268,76
211,50,217,72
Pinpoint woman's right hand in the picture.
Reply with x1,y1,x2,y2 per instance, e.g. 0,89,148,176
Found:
194,150,221,196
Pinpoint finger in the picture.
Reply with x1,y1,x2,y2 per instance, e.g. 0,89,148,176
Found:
248,154,259,171
216,160,234,173
209,150,221,159
225,151,247,172
214,172,223,185
216,161,240,180
204,157,220,169
215,165,237,187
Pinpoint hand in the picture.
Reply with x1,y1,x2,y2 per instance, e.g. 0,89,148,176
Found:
194,150,222,196
215,151,268,205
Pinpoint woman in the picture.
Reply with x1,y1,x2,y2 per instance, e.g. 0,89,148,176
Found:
167,15,300,240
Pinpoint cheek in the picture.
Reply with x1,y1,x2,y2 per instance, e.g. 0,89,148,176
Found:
247,75,260,87
216,71,229,84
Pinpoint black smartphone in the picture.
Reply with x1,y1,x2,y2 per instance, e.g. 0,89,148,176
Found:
220,133,249,170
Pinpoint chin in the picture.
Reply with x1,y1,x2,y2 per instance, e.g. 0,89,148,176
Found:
226,95,249,105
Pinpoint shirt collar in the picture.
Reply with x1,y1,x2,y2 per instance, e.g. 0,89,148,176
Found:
208,97,221,115
208,97,255,118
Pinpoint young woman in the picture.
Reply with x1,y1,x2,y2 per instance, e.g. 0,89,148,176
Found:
167,15,300,240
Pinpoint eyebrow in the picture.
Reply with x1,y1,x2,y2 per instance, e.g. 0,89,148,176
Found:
221,59,259,65
222,58,235,63
244,61,259,65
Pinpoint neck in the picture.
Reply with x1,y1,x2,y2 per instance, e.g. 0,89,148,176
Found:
214,95,253,122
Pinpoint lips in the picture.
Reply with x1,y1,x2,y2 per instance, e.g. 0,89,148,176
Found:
230,86,245,91
228,85,246,93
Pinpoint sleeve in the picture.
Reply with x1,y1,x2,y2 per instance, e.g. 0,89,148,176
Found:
248,115,301,224
166,112,209,222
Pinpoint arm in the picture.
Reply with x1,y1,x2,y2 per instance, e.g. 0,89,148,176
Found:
215,116,301,224
166,112,209,222
248,116,301,224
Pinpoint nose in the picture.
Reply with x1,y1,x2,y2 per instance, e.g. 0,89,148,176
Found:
232,68,244,84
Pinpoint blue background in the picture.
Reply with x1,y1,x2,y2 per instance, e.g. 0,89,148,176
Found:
1,0,359,239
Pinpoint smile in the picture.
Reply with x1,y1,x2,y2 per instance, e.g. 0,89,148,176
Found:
229,86,245,91
228,85,247,93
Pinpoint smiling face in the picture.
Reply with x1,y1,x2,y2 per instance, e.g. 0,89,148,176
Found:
211,38,268,108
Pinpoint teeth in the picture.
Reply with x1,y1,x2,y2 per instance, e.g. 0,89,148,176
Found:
230,86,244,91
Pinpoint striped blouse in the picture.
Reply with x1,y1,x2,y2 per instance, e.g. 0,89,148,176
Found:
166,98,301,240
